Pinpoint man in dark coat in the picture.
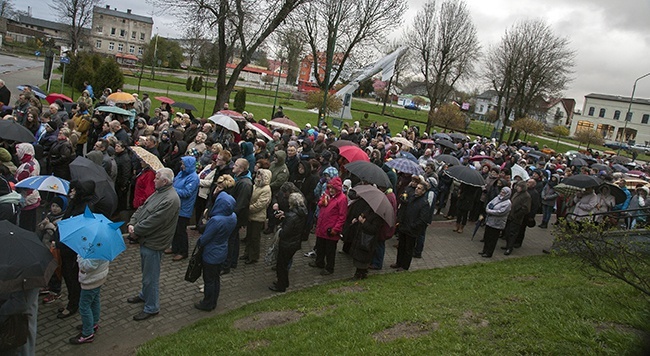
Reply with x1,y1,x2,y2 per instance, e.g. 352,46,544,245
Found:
391,181,430,271
222,158,253,275
503,180,531,255
514,179,541,248
0,79,10,108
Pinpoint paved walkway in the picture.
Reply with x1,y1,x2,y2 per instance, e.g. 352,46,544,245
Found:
36,215,554,355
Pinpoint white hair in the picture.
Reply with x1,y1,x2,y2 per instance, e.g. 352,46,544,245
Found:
157,168,174,184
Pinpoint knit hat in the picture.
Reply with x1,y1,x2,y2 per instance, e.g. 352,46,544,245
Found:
0,148,11,162
51,195,68,211
45,120,59,131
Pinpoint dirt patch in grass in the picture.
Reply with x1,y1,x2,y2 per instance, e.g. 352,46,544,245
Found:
594,322,647,338
328,285,366,294
244,339,271,350
233,311,303,331
512,275,539,282
373,322,439,342
458,311,489,328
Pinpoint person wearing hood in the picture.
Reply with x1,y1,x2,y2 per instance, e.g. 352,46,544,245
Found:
167,156,199,261
14,143,40,232
291,160,319,241
539,174,559,228
310,176,348,275
223,158,253,275
240,141,256,175
194,191,237,311
286,144,300,181
242,169,272,264
264,150,289,234
480,187,512,257
0,175,20,223
503,180,531,256
269,192,307,292
132,117,149,144
164,138,188,175
72,101,92,156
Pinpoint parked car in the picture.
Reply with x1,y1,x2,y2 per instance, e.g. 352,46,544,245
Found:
404,103,420,111
603,141,629,150
628,144,650,155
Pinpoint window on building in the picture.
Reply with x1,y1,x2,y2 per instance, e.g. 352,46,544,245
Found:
576,120,595,133
614,110,621,120
118,43,124,52
111,27,116,35
140,32,145,41
626,112,633,121
599,108,606,118
588,106,595,116
95,26,103,33
131,31,136,39
643,114,649,124
108,42,114,51
129,45,135,54
120,29,126,37
95,40,102,49
138,47,143,55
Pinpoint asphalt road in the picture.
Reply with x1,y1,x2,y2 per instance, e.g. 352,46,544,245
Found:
0,53,48,105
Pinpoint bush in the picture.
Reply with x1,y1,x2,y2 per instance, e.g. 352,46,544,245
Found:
195,76,204,92
234,88,246,112
192,77,200,92
186,76,193,91
94,59,124,95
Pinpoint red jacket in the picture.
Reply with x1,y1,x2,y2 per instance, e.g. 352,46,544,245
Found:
315,177,348,241
132,168,155,209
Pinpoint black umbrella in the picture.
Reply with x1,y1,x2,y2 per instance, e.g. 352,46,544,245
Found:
0,120,37,142
591,163,611,172
345,161,391,188
612,164,629,173
0,221,57,294
434,154,460,166
350,184,396,227
570,157,588,167
527,150,548,160
601,183,626,205
436,139,458,151
445,165,486,187
449,132,467,141
610,155,632,164
171,102,197,111
561,174,603,189
70,156,118,216
330,139,359,148
433,133,451,141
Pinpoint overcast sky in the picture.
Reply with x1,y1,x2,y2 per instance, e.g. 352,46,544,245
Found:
18,0,650,111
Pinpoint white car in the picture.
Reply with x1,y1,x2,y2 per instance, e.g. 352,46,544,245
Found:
628,144,650,155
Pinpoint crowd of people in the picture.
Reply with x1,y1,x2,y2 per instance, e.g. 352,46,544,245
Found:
1,81,649,351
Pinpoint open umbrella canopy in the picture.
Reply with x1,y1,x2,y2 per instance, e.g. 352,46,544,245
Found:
209,114,240,133
434,154,460,166
436,139,458,151
106,92,136,104
0,119,37,142
96,105,132,116
269,117,300,132
155,96,175,104
245,122,272,141
59,207,126,261
617,178,650,190
626,170,646,178
561,174,603,189
15,175,69,195
0,221,57,294
217,110,246,120
570,157,588,166
338,145,370,163
386,158,424,176
445,165,486,187
70,156,117,217
130,146,164,171
390,136,414,149
330,139,359,148
527,150,548,160
554,183,585,196
511,164,530,181
600,183,627,205
344,161,391,188
419,138,435,145
17,85,47,99
449,132,468,141
612,164,629,173
45,93,73,104
590,163,612,172
351,184,396,227
433,133,451,141
171,102,197,111
468,155,493,162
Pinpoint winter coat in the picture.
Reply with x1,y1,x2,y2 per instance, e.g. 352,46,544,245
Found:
72,111,92,144
198,192,237,265
240,141,256,175
572,191,598,221
507,189,531,223
248,169,272,222
291,160,318,206
595,193,616,220
457,184,481,211
315,177,348,241
269,150,289,193
541,181,559,206
114,149,132,192
48,138,73,180
396,191,430,238
77,257,109,290
173,156,199,218
197,165,217,200
129,184,180,251
132,168,155,209
232,170,253,227
278,204,307,251
377,190,397,241
15,143,40,210
485,188,512,230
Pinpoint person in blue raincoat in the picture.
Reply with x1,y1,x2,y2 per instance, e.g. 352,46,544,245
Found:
194,192,237,311
168,156,199,261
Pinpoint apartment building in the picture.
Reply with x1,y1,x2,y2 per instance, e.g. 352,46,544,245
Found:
90,5,153,59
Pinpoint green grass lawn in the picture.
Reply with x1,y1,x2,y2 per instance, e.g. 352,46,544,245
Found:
137,256,649,355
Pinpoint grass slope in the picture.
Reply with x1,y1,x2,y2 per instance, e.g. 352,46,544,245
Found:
137,256,649,355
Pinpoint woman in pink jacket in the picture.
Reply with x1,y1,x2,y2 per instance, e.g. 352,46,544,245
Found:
309,177,348,275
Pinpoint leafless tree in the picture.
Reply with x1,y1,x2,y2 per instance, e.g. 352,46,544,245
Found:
50,0,101,53
151,0,308,113
183,24,208,70
0,0,16,19
274,26,307,85
407,0,481,133
484,19,575,142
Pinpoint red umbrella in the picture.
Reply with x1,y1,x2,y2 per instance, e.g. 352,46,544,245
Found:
269,117,300,132
154,96,175,104
217,110,245,120
339,146,370,163
245,122,272,140
469,155,494,162
45,93,73,104
419,139,435,145
626,170,646,178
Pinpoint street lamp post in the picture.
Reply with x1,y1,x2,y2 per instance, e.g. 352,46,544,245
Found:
271,57,284,120
618,72,650,154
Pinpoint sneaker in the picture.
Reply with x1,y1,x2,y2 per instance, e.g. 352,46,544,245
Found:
304,251,316,258
39,288,50,295
69,333,94,345
198,284,204,293
76,324,100,333
42,293,61,304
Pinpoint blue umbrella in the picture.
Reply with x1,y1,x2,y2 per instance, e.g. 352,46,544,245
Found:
15,175,70,195
17,85,47,99
386,158,425,176
59,207,125,261
398,151,418,162
96,105,133,116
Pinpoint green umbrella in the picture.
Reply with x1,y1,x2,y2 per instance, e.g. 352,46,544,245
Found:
96,105,132,116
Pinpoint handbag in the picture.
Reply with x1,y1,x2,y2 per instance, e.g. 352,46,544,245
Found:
526,216,536,228
184,244,204,283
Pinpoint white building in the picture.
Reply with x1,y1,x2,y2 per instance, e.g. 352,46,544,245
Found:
90,5,153,59
474,90,498,119
570,93,650,146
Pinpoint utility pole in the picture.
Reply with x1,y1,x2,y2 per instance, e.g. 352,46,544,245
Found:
271,56,284,119
151,29,159,80
618,72,650,154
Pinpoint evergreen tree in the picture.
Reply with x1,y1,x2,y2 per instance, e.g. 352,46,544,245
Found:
192,76,200,92
234,88,246,112
195,76,204,92
186,76,193,91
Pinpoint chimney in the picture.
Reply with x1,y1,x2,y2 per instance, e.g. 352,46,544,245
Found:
127,9,132,14
105,5,110,9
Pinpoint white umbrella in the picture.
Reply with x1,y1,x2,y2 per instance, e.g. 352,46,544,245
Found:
208,114,240,133
510,164,530,181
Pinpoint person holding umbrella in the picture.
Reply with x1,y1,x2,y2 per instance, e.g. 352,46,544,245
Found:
479,187,512,258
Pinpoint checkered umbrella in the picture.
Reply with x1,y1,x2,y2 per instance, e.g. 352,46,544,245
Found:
386,158,424,176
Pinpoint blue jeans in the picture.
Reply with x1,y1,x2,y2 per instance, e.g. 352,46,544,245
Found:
541,205,553,225
371,240,386,269
79,287,101,336
139,245,162,314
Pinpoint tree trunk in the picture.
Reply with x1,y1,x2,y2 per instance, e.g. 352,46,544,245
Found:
381,75,394,116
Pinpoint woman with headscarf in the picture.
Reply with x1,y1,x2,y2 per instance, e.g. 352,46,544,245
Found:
480,187,512,258
14,143,40,231
269,192,307,292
